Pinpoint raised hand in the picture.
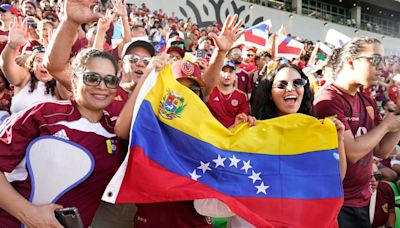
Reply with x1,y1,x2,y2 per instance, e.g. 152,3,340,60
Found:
64,0,103,25
8,17,29,48
97,9,115,33
209,14,244,53
111,0,127,17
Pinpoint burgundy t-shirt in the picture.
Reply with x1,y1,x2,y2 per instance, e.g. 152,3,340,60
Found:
104,86,129,119
314,84,381,207
372,181,395,227
236,69,252,94
207,87,249,128
0,100,124,227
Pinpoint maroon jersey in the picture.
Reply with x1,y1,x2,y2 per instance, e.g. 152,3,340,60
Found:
372,181,395,227
207,87,249,128
0,100,124,227
314,84,381,207
236,69,252,94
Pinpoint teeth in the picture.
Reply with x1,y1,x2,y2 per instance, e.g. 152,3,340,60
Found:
284,95,297,99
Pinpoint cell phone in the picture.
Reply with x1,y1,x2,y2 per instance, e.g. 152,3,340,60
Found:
54,207,84,228
197,50,205,58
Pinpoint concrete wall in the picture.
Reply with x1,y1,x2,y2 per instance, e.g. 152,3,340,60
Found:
137,0,400,55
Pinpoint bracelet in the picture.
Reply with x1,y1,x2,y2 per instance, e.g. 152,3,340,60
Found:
7,43,19,50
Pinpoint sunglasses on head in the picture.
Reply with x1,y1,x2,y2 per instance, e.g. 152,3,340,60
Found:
79,72,120,89
273,78,307,90
372,172,384,181
125,54,151,66
171,42,185,49
354,54,383,67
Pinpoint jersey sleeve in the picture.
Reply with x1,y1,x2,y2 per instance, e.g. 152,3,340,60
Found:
0,104,44,172
314,92,351,130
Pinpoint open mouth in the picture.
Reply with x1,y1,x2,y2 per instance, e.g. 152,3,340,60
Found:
283,95,297,105
134,70,144,77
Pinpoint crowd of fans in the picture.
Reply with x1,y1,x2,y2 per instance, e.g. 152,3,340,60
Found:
0,0,400,227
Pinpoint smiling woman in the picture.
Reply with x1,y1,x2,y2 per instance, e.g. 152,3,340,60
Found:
0,48,124,228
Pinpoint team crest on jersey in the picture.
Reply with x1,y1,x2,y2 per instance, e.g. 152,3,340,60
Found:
231,99,238,107
159,89,187,120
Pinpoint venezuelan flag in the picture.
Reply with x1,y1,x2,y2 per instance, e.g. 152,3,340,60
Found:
103,65,343,227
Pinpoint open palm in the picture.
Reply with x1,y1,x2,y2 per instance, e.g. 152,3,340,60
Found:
64,0,103,25
209,14,244,52
9,17,29,47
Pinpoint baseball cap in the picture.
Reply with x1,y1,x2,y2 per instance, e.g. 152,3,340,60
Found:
0,4,18,15
223,60,236,70
167,46,185,58
122,37,155,57
172,60,205,87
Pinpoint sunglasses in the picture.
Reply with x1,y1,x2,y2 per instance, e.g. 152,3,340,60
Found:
273,78,307,90
354,54,383,67
247,54,255,57
32,46,45,53
171,42,185,49
125,54,151,66
372,172,384,181
80,72,120,89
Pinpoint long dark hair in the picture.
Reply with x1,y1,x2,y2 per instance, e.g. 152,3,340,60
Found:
251,63,314,120
25,48,56,95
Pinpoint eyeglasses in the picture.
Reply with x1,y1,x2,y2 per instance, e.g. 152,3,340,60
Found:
372,172,384,181
124,54,151,66
354,54,383,67
273,78,307,90
247,54,255,58
79,72,120,89
32,46,45,53
188,85,201,93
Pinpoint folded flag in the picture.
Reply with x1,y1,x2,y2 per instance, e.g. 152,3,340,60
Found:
275,33,304,60
325,28,351,48
103,65,343,227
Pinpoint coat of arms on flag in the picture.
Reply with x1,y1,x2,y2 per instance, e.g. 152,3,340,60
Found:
102,65,343,227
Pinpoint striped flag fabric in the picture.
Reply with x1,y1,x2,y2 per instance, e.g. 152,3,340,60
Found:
274,33,305,60
234,20,272,50
102,65,343,227
325,29,351,48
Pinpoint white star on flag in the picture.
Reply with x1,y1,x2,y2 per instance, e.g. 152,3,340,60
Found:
229,155,241,168
241,160,252,173
248,170,262,184
255,182,270,194
189,169,201,181
197,161,212,173
213,154,226,168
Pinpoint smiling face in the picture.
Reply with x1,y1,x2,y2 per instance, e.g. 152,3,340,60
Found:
271,67,305,116
74,57,117,112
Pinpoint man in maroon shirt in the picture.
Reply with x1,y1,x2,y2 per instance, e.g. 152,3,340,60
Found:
314,37,400,227
227,46,252,97
206,60,249,128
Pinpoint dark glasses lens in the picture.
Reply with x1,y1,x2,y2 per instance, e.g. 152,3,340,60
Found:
274,78,307,89
127,55,151,66
371,55,383,66
82,72,120,89
373,173,384,181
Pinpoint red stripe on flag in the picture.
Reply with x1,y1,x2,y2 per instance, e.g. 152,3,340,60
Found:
115,147,341,227
278,40,302,55
244,31,267,46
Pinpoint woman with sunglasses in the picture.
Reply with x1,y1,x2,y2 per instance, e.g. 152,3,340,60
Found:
0,17,69,114
0,47,123,228
314,36,400,228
